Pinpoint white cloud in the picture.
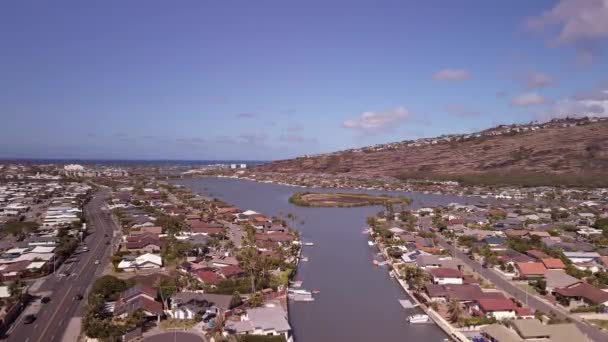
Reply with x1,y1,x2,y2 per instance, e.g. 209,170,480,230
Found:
526,72,554,88
432,68,471,81
543,90,608,119
511,92,548,107
527,0,608,63
343,107,410,131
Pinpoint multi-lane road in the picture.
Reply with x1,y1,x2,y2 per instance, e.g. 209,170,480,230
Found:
419,217,608,342
5,188,118,342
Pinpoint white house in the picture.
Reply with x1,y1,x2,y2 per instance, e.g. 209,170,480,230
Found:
118,253,162,271
428,268,464,285
475,298,517,320
225,303,292,340
563,251,600,264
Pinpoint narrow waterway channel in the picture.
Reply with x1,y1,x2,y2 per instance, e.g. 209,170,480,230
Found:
175,177,483,342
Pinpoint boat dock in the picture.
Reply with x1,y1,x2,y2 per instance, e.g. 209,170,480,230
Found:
399,299,419,309
288,289,315,302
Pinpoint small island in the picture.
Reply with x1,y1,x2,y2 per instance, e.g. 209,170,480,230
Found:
289,192,412,207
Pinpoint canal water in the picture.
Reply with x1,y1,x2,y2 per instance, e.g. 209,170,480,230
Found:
175,177,481,342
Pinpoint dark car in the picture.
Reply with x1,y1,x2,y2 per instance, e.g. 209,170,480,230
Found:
75,294,83,300
105,241,110,245
23,314,36,324
41,296,51,304
104,234,108,237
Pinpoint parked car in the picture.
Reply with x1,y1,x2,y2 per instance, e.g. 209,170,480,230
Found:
75,294,83,300
23,314,36,324
94,260,100,265
41,296,51,304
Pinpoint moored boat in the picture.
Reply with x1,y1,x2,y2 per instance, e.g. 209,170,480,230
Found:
407,314,431,324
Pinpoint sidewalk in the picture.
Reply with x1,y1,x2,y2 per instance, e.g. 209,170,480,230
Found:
61,317,82,342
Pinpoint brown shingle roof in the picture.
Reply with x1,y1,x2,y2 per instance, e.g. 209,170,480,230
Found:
428,267,463,279
554,282,608,305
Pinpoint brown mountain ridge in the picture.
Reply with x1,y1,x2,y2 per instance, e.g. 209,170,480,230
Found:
256,118,608,187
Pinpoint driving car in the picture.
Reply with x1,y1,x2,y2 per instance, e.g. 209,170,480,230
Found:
24,314,36,324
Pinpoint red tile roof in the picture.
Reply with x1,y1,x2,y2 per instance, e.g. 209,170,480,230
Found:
515,307,534,317
218,265,245,278
477,298,517,312
541,258,565,269
114,296,163,316
515,262,547,277
196,270,220,284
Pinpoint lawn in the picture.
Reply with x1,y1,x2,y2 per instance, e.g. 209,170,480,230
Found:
589,319,608,330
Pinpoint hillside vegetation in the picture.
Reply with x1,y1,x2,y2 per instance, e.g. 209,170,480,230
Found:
256,120,608,187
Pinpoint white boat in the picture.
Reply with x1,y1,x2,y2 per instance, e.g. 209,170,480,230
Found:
367,241,374,246
304,242,314,246
301,256,309,262
407,314,431,324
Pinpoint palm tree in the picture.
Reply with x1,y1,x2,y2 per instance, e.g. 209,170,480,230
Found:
8,280,23,299
429,300,439,311
238,247,260,293
448,299,463,323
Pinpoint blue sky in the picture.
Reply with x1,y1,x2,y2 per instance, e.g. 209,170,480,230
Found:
1,0,607,160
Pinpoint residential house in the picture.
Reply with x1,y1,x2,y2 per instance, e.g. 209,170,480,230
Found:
515,262,547,280
416,255,462,270
544,270,581,292
169,292,232,320
117,253,163,271
424,284,504,304
563,251,600,264
473,298,517,320
225,303,291,340
428,268,464,285
481,319,590,342
125,233,162,253
540,258,565,270
113,285,163,320
553,282,608,309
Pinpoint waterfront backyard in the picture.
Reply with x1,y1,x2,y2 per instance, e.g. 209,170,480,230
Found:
174,177,477,342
